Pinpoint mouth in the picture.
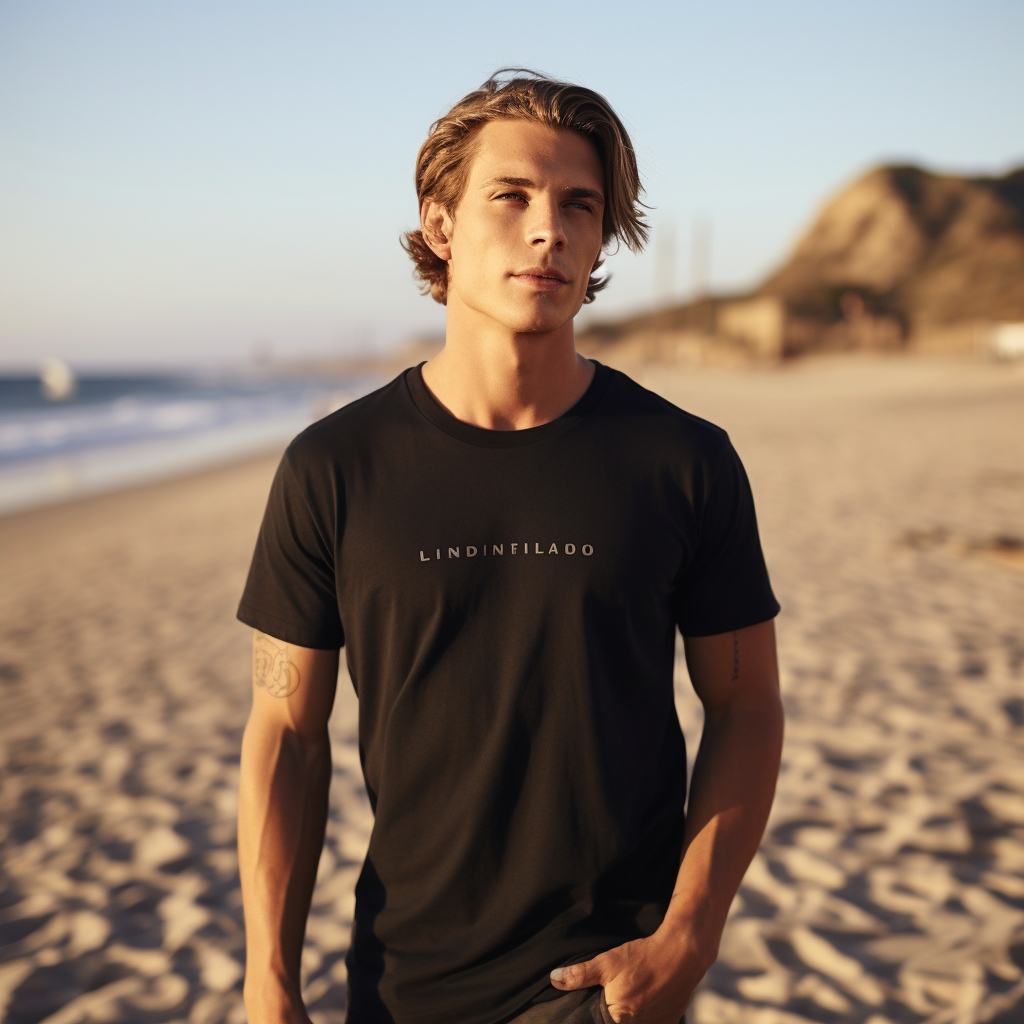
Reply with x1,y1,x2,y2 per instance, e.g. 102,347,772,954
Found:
512,267,570,290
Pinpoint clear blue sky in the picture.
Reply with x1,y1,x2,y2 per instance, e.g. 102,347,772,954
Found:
1,0,1022,368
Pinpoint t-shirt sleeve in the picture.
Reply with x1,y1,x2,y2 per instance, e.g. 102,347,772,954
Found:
672,434,780,637
236,448,345,649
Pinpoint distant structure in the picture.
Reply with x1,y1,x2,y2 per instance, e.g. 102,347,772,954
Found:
690,218,712,302
653,219,677,306
992,322,1024,359
40,358,76,401
579,165,1024,361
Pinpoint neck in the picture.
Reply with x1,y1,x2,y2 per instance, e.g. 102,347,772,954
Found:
420,297,595,431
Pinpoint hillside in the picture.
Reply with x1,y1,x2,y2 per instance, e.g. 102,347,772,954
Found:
580,164,1024,360
761,164,1024,352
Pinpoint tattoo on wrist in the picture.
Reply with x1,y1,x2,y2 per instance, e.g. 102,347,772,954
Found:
731,631,740,682
254,631,300,697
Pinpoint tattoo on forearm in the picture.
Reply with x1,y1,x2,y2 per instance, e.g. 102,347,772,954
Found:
253,631,300,698
731,631,740,682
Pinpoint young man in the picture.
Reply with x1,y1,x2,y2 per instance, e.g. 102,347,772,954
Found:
237,71,783,1024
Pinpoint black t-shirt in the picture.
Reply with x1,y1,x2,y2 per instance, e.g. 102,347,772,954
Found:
238,362,779,1024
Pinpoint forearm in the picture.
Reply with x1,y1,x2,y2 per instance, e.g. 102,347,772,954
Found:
238,717,331,1009
660,689,784,953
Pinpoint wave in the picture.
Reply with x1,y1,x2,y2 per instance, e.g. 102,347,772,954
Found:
0,372,377,514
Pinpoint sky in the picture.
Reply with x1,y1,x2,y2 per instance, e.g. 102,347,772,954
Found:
1,0,1022,369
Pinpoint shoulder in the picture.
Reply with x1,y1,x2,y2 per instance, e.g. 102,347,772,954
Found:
282,369,413,473
599,364,734,460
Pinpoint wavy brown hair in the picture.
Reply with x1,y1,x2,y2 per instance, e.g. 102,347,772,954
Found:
402,69,649,305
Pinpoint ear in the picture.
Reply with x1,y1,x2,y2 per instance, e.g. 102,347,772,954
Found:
421,200,454,262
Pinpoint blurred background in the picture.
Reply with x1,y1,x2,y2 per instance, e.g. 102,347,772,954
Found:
2,0,1023,509
1,0,1022,369
1,2,1023,1023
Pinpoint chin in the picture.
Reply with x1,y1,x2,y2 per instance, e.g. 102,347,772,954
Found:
502,300,580,336
508,314,572,336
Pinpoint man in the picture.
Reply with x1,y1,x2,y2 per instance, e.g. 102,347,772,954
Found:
237,70,783,1024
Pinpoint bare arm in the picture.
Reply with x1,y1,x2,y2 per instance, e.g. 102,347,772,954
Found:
239,630,340,1024
663,620,784,960
551,619,784,1023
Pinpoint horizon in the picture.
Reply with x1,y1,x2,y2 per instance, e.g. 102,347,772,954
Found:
2,0,1022,370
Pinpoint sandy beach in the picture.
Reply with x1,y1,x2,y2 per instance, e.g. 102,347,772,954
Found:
1,353,1022,1024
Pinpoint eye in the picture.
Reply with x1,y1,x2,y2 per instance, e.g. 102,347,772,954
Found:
565,200,593,212
495,191,527,203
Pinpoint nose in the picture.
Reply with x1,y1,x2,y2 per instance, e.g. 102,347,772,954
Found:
527,196,566,250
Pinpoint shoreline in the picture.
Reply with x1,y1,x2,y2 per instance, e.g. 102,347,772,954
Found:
5,349,1020,524
0,445,286,528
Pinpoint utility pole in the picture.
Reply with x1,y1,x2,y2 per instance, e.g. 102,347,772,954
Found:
654,218,676,308
690,217,712,301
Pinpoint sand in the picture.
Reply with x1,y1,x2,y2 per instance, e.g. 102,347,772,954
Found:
0,353,1022,1024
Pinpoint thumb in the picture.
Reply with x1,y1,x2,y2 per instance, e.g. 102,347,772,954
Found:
550,957,605,991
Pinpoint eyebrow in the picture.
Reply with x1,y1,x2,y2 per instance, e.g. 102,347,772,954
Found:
481,176,605,204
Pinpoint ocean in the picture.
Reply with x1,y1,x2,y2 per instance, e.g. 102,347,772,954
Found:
0,369,379,515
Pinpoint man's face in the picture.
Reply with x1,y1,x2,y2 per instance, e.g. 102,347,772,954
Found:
440,119,606,335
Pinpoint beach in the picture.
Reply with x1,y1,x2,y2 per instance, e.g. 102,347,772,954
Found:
1,353,1023,1024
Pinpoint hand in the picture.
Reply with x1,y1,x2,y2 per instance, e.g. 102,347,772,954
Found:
549,929,712,1024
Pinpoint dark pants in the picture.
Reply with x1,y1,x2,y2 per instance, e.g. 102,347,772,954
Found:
507,988,685,1023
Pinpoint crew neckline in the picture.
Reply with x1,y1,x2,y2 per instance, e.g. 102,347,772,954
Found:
404,360,612,448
